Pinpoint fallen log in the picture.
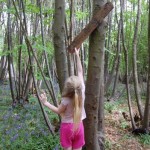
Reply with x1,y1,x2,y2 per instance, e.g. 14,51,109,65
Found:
68,2,114,53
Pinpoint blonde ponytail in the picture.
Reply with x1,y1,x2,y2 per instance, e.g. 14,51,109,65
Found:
73,90,82,131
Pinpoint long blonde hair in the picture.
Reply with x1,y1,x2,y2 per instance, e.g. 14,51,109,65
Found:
62,76,82,130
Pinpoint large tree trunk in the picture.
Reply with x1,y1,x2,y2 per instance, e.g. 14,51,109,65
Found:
53,0,68,92
84,1,109,150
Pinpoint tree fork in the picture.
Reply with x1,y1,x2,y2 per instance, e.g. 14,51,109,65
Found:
68,2,114,53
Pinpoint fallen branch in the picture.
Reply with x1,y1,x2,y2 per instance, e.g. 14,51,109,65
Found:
68,2,114,53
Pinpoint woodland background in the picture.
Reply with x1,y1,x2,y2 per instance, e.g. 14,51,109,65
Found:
0,0,150,150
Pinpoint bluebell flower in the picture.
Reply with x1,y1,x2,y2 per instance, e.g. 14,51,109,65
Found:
53,145,59,150
15,124,22,130
8,107,13,112
31,131,35,135
5,130,11,135
14,114,20,120
3,114,9,120
24,132,29,140
10,134,19,142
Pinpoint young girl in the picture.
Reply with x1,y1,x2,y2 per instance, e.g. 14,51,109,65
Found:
40,48,86,150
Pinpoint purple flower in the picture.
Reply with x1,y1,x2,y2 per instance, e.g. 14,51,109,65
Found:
31,131,35,135
10,134,19,142
15,125,22,130
14,114,20,120
5,130,11,135
24,132,29,140
3,114,9,120
53,145,59,150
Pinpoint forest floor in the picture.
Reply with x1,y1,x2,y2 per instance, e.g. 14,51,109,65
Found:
0,81,150,150
104,99,150,150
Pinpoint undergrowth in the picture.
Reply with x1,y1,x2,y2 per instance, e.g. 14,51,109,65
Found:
0,91,62,150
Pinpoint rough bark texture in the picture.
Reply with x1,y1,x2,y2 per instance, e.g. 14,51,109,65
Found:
53,0,68,92
68,2,113,53
84,1,111,150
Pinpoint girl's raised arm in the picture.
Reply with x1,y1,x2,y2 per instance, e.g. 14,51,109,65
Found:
75,48,84,82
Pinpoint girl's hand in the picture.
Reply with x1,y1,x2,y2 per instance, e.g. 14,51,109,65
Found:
39,92,48,105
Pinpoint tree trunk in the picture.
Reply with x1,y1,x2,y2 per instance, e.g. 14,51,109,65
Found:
7,0,16,103
84,1,110,149
132,0,143,119
120,0,136,130
111,20,121,98
53,0,68,92
104,10,113,83
0,32,8,82
142,0,150,129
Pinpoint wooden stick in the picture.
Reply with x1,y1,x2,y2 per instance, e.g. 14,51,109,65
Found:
68,2,114,53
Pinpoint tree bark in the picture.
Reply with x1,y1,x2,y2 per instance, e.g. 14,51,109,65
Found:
132,0,143,119
7,0,16,103
120,0,136,130
142,0,150,129
53,0,68,92
84,1,111,150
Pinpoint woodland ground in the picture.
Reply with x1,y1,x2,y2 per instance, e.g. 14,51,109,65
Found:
0,81,150,150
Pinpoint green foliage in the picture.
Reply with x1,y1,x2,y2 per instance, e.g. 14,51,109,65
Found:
120,121,129,129
104,139,113,150
0,0,6,2
75,11,88,20
138,134,150,146
26,3,40,14
104,102,117,113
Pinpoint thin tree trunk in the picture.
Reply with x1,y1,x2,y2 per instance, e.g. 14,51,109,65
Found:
111,20,121,98
104,10,112,83
20,0,34,101
142,0,150,129
7,0,16,103
120,0,136,130
68,0,75,76
0,32,8,82
39,0,58,107
132,0,143,119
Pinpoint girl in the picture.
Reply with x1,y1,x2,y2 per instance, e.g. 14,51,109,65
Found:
40,48,86,150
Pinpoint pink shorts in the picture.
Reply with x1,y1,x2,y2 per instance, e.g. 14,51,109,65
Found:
60,122,85,149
